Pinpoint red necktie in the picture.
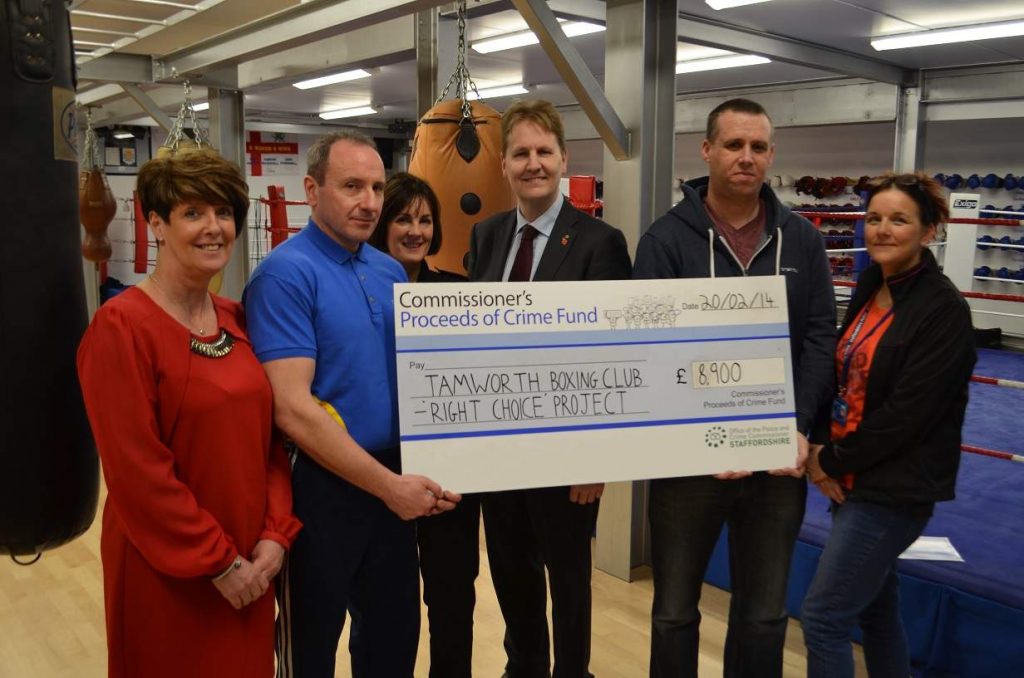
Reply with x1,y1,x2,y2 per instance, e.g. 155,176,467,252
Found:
507,224,538,282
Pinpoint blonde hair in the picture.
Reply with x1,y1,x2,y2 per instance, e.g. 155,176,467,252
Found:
501,99,566,155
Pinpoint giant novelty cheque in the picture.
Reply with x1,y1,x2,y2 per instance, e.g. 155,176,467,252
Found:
396,277,797,493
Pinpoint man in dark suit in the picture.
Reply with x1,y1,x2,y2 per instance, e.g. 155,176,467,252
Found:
472,99,631,678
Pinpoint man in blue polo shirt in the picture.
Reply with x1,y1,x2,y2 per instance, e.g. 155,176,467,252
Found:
244,131,460,677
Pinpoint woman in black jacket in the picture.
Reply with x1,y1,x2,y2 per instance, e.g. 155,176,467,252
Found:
370,172,474,677
802,172,976,677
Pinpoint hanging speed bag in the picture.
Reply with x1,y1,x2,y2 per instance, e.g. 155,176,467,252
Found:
0,1,99,556
409,99,513,274
79,168,115,262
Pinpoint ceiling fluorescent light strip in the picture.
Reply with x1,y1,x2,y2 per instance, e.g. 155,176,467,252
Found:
71,10,165,25
193,102,210,112
319,106,377,120
466,84,529,100
72,27,136,37
872,19,1024,51
293,69,372,90
74,40,116,48
113,131,135,140
471,21,605,54
676,54,770,73
706,0,773,9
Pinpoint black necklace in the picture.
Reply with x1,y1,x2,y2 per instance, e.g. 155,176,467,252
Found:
189,330,234,359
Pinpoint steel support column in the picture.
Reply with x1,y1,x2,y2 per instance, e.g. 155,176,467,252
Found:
416,8,438,119
207,88,249,299
893,77,925,173
594,0,677,582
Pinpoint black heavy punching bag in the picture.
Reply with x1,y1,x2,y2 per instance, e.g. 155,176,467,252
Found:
0,1,98,557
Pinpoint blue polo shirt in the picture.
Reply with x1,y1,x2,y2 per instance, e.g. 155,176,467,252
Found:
243,220,407,454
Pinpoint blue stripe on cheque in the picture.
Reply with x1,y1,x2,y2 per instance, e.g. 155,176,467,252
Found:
397,322,791,354
400,411,795,442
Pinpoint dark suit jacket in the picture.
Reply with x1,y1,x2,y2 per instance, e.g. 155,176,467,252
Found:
467,199,632,282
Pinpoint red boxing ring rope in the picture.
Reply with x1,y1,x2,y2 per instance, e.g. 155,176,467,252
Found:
971,375,1024,390
962,444,1024,464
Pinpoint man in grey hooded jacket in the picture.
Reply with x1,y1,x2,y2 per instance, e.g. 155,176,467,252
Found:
634,98,836,678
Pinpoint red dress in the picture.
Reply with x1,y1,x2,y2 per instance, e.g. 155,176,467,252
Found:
77,287,301,678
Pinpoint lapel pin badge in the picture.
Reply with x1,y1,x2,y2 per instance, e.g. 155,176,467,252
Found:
561,234,570,246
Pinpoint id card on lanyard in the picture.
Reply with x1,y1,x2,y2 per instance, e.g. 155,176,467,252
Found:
833,300,894,426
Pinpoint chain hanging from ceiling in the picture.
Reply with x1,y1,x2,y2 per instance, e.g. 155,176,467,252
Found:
163,80,211,153
435,0,484,119
80,108,101,171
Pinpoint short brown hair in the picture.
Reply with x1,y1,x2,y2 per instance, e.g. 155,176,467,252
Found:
866,172,949,228
369,172,443,256
706,98,773,142
501,99,566,155
307,131,378,185
136,148,249,234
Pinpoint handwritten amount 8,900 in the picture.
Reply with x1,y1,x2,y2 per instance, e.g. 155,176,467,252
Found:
695,361,741,388
689,357,787,390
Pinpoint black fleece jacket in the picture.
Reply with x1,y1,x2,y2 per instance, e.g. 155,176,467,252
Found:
633,178,837,440
819,248,976,504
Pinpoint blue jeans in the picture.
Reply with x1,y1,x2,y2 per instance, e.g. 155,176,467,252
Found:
649,473,806,678
801,499,931,678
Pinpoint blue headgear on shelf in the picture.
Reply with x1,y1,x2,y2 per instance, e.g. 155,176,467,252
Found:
966,174,982,189
1004,174,1018,191
981,173,1002,189
944,174,963,190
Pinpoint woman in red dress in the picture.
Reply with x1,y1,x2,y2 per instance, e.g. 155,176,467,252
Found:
77,149,301,678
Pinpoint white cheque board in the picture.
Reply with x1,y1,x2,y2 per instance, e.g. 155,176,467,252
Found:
396,276,797,493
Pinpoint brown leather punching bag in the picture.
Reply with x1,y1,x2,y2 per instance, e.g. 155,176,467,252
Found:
409,99,513,274
79,168,115,262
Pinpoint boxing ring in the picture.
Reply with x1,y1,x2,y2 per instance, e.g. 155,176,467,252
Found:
704,202,1024,677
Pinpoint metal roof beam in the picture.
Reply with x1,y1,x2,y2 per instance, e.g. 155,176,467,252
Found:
120,84,176,132
155,0,449,80
676,13,915,87
77,53,155,83
511,0,629,160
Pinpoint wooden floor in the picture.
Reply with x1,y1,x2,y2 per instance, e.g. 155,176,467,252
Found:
0,486,865,677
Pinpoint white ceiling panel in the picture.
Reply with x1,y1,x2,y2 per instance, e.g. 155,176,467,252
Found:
72,0,1024,130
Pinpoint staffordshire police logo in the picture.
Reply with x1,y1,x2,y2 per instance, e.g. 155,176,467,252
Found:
705,425,727,448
